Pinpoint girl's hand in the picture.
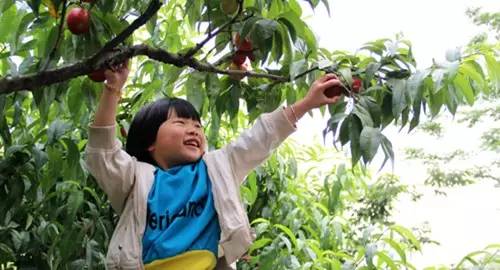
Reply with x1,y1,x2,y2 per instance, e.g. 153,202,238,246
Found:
104,59,130,94
300,73,342,111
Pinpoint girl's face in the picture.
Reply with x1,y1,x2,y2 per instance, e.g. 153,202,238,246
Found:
147,110,206,169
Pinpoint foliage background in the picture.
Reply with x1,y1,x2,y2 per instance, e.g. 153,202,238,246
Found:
0,0,498,269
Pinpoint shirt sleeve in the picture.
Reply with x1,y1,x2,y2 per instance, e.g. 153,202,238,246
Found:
223,107,296,184
84,124,136,213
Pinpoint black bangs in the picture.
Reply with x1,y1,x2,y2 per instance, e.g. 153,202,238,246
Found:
168,98,201,123
125,97,201,166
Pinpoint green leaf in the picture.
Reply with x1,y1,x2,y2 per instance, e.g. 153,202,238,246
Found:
0,243,15,261
338,68,353,86
288,0,303,17
0,95,5,120
32,146,48,171
67,190,84,218
1,0,14,12
228,83,241,119
409,74,429,132
276,22,294,67
485,243,500,250
0,116,12,146
349,115,362,165
254,19,278,40
400,106,410,129
320,0,331,16
274,224,297,248
328,178,342,215
278,10,316,52
146,13,157,36
407,70,430,101
62,138,81,179
290,59,306,79
0,4,18,43
379,134,394,171
251,218,270,226
249,237,272,254
338,115,350,146
240,16,260,41
11,230,23,250
431,69,445,92
376,251,398,270
363,97,382,128
383,238,407,263
453,74,474,105
360,127,382,163
271,27,283,63
460,60,486,93
278,17,297,42
484,53,500,91
47,119,70,145
301,25,318,55
186,72,205,113
80,80,98,114
267,0,282,18
364,62,381,85
43,26,59,62
361,39,389,55
354,104,374,127
390,225,421,250
66,79,84,121
185,0,202,28
279,11,305,39
428,88,445,117
456,250,489,268
43,146,63,190
17,54,34,74
388,79,407,118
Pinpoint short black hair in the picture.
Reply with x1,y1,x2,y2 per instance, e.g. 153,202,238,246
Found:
125,97,201,166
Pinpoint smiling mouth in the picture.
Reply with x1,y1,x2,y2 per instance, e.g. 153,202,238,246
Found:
184,140,200,148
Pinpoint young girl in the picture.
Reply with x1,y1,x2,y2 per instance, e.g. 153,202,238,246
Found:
85,61,342,270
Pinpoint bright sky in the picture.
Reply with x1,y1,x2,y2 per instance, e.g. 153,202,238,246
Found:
296,0,500,268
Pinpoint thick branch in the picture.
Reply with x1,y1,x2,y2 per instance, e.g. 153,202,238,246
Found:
0,44,288,95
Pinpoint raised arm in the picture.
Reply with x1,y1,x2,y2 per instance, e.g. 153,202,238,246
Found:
225,73,342,184
93,60,129,126
85,61,136,213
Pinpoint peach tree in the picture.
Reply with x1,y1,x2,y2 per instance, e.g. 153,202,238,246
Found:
0,0,498,268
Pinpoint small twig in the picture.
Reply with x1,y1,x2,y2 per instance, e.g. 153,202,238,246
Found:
352,228,391,269
206,0,213,34
91,0,162,64
201,39,232,62
42,0,68,71
182,0,246,59
293,66,319,80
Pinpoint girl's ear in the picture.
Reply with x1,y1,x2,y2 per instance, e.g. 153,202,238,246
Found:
148,144,155,152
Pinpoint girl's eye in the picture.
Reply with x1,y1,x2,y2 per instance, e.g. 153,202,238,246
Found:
195,123,202,128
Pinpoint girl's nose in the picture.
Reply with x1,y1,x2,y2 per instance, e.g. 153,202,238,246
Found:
187,125,200,135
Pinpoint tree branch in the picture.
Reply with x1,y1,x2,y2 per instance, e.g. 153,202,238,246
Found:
293,66,319,80
0,44,288,95
91,0,162,64
42,0,68,71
